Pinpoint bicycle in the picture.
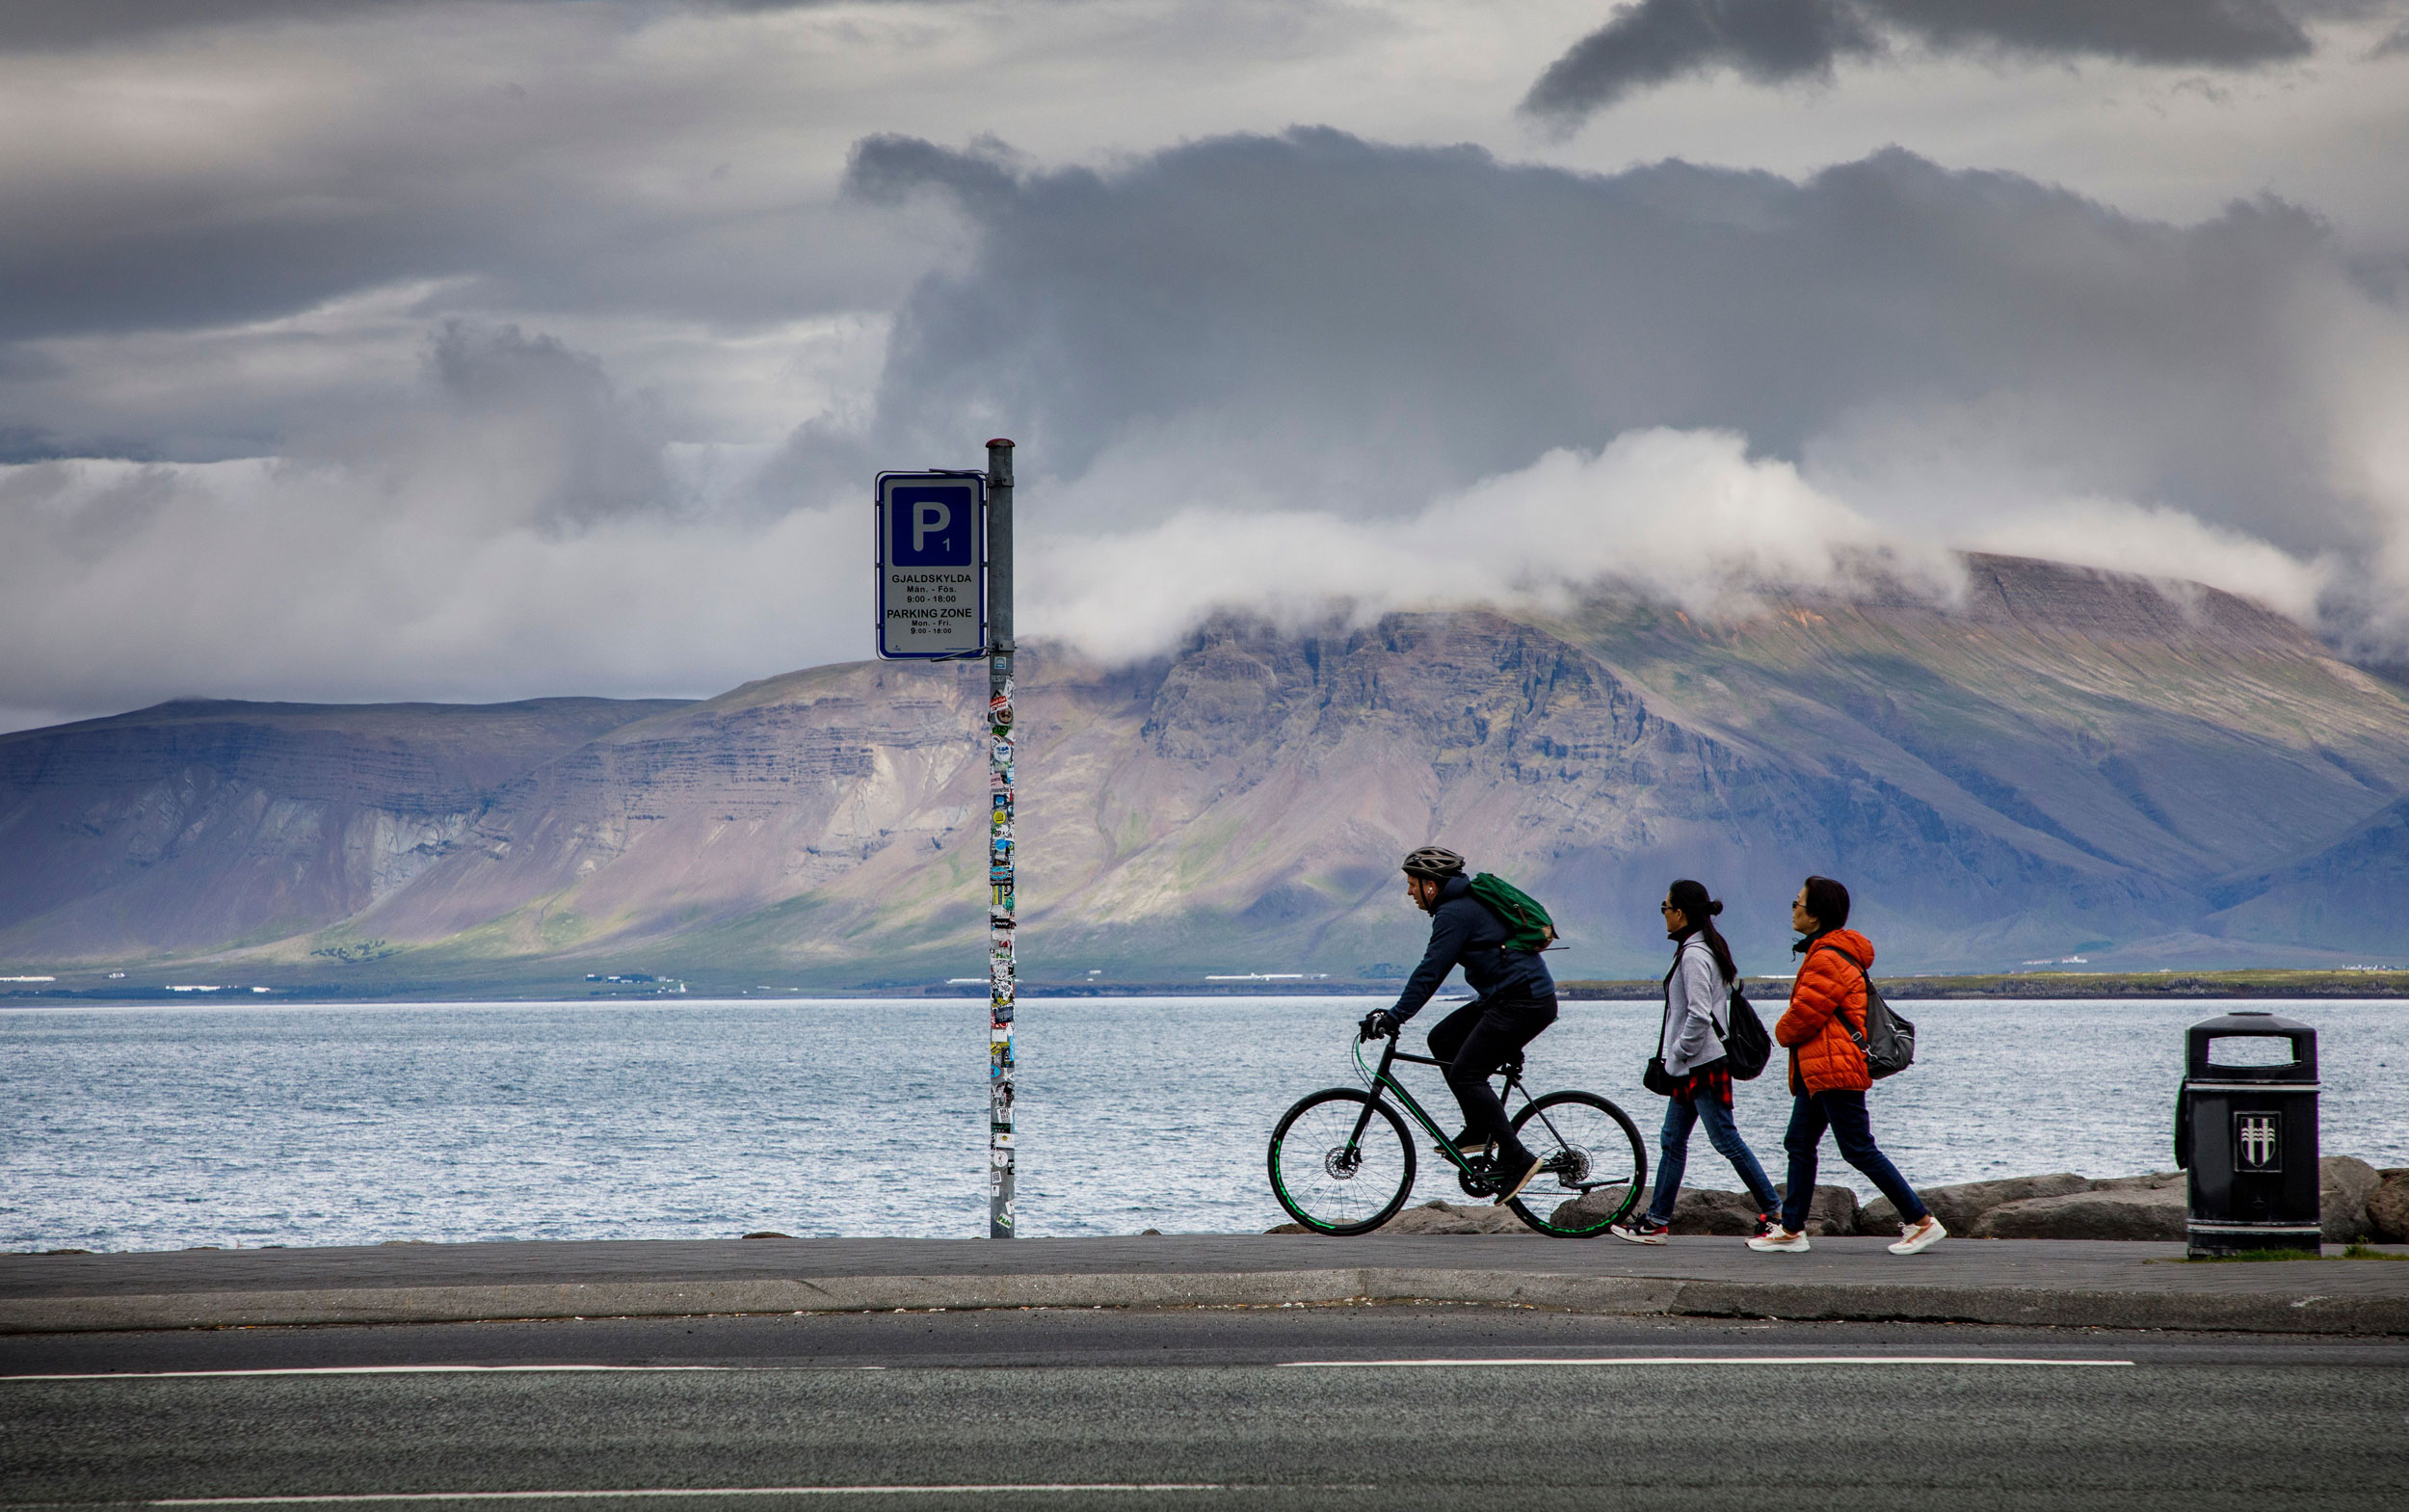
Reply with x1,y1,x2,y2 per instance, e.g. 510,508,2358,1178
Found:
1265,1021,1647,1237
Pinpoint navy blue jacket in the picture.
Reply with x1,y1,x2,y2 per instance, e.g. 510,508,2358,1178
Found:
1388,874,1556,1022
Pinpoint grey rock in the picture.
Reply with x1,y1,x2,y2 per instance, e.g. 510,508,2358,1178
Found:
1549,1185,1771,1234
1860,1173,2089,1235
2089,1170,2185,1191
1973,1183,2185,1240
1549,1185,1634,1231
1375,1199,1534,1235
1670,1187,1769,1235
1773,1183,1861,1236
2370,1172,2409,1243
2320,1155,2382,1243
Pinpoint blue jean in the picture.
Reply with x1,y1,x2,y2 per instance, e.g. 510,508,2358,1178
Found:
1780,1089,1930,1232
1647,1092,1781,1221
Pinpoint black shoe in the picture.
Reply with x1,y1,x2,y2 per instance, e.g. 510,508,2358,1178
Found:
1437,1127,1491,1158
1492,1151,1546,1206
1610,1213,1670,1245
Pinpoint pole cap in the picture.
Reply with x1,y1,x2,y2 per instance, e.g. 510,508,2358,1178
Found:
986,438,1015,449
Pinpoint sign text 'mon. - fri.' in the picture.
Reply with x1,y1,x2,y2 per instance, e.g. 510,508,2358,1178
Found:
875,472,987,659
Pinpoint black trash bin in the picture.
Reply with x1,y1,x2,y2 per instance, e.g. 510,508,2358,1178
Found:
2175,1010,2320,1256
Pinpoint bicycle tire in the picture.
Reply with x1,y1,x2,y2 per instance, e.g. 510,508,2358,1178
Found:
1505,1090,1647,1237
1267,1087,1416,1235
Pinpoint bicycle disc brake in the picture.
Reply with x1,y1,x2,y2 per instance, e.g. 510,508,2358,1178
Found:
1323,1146,1363,1181
1550,1142,1593,1186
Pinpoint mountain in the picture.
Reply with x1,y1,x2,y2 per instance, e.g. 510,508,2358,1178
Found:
2,554,2404,986
0,698,689,961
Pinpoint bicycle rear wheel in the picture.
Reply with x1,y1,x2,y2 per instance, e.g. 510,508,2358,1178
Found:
1506,1091,1646,1237
1267,1088,1416,1235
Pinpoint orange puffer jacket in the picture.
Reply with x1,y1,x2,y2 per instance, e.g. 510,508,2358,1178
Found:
1775,928,1876,1095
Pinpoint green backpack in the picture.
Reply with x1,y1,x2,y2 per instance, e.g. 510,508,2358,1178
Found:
1466,872,1557,954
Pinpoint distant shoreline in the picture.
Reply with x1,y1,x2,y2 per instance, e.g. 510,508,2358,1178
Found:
5,968,2407,1004
1560,969,2409,1000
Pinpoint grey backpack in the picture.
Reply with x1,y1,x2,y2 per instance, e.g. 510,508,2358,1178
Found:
1816,943,1915,1079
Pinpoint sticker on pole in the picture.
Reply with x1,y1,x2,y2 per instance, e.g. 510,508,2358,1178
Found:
875,472,986,659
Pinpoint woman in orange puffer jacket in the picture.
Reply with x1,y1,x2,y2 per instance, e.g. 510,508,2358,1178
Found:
1746,875,1946,1257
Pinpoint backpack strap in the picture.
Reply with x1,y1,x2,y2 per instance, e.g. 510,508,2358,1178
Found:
1803,942,1869,1045
1676,936,1732,1033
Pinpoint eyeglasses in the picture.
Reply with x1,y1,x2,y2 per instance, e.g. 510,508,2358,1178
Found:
1658,903,1678,914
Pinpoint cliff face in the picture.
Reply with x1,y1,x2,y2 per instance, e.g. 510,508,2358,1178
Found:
3,554,2403,978
0,698,688,958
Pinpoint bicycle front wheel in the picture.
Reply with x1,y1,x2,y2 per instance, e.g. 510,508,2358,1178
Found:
1506,1091,1646,1237
1267,1088,1416,1235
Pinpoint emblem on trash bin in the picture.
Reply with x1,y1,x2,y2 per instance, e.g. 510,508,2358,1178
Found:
2234,1111,2283,1173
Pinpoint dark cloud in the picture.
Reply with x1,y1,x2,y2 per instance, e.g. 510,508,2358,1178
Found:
0,0,885,52
1867,0,2315,61
0,0,473,50
812,129,2375,581
1524,0,2316,124
1525,0,1881,119
420,321,675,529
0,140,923,351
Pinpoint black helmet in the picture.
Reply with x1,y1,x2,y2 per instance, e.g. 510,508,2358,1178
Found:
1400,845,1466,880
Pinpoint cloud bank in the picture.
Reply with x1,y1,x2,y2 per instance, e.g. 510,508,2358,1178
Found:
1033,430,1964,656
828,131,2398,632
4,94,2405,729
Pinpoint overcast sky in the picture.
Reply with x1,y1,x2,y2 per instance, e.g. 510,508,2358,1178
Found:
4,0,2407,729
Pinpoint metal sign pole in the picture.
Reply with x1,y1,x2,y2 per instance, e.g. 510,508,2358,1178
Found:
985,438,1017,1238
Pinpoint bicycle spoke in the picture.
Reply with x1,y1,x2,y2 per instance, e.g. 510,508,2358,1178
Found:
1267,1088,1416,1235
1506,1091,1646,1236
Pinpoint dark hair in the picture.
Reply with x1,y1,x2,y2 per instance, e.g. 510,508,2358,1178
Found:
1666,878,1737,982
1800,875,1851,932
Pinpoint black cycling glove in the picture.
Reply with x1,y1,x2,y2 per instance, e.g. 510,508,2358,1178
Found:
1358,1009,1402,1041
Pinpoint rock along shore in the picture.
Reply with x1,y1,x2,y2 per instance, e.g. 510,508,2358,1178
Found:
1271,1156,2409,1245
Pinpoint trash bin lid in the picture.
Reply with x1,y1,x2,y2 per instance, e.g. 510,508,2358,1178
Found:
2186,1010,2316,1080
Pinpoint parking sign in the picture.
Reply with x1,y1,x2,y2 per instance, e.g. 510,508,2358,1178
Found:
875,472,986,658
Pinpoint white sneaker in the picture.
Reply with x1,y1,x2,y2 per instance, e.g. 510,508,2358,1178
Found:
1890,1216,1946,1255
1746,1228,1811,1253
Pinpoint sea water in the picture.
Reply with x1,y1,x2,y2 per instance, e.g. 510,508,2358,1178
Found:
2,996,2403,1251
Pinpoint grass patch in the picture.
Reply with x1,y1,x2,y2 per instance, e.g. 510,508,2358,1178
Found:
2180,1248,2325,1263
2174,1243,2409,1262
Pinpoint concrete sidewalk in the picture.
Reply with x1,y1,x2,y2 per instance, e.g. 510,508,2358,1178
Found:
9,1233,2408,1337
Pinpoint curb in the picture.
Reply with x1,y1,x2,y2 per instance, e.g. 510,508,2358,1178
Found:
4,1269,2401,1336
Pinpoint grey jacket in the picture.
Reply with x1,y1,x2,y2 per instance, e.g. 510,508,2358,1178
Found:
1659,935,1731,1076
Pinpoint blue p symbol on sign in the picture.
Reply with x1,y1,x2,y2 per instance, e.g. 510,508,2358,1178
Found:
892,485,974,566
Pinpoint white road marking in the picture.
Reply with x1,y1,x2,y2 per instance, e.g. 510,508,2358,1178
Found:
140,1489,1247,1505
1277,1355,2134,1367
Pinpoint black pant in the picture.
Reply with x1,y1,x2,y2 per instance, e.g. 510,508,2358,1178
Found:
1425,995,1557,1164
1779,1089,1930,1232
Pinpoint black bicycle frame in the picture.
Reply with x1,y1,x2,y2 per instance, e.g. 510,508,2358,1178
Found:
1349,1032,1566,1181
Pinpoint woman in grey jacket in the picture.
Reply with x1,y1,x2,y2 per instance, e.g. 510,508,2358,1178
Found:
1610,879,1783,1243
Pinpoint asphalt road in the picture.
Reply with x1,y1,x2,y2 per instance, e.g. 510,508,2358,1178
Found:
5,1308,2406,1511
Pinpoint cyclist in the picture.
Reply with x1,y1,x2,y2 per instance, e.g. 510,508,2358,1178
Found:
1358,845,1556,1205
